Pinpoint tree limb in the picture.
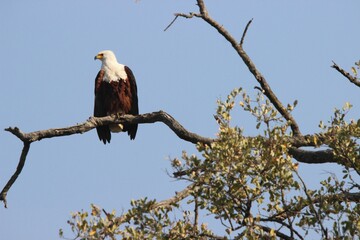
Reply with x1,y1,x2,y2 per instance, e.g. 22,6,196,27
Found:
1,111,213,208
332,61,360,87
5,111,214,145
175,0,302,136
288,147,339,164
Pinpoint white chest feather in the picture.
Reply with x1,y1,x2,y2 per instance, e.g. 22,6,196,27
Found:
102,63,127,83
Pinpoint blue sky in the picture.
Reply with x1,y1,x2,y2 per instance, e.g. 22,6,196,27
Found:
0,0,359,239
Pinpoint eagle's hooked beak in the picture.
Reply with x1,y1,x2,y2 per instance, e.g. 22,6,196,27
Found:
94,53,103,60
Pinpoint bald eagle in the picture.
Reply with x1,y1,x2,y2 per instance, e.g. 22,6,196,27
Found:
94,50,139,144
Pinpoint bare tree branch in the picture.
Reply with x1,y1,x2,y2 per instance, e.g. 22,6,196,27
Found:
332,61,360,87
176,0,302,136
240,18,253,46
164,12,202,31
0,142,30,208
1,111,213,207
164,15,180,31
5,111,214,145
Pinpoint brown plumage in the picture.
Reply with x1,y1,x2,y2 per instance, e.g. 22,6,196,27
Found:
94,50,138,144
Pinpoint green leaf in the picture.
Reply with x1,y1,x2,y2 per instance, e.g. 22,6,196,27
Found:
351,66,357,76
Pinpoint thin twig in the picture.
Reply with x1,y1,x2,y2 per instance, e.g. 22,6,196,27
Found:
164,12,203,31
295,171,328,239
255,224,293,240
164,15,179,31
280,188,296,239
260,217,304,240
240,18,253,46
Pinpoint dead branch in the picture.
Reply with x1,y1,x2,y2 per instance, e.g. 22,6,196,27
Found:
1,111,213,207
5,111,213,145
240,18,253,46
175,0,302,136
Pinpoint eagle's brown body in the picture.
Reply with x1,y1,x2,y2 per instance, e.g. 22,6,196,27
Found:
94,51,138,144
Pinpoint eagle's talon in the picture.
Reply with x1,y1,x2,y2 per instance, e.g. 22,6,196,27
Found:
116,112,124,118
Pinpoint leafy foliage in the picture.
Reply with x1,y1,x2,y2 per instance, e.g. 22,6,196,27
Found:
61,198,215,240
320,103,360,171
351,60,360,77
62,88,360,239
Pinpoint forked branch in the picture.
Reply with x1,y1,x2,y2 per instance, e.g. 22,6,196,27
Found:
172,0,302,136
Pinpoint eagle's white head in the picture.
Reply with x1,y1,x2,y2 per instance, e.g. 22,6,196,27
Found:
94,50,117,64
94,50,127,82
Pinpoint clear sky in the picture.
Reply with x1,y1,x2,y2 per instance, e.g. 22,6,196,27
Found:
0,0,359,239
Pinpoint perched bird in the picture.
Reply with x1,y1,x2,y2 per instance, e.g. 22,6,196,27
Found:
94,50,139,144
